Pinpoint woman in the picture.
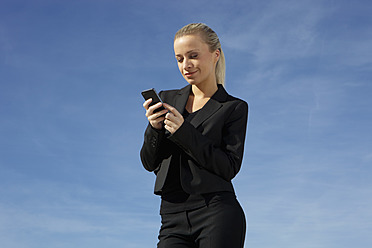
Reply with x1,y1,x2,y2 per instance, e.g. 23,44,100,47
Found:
140,23,248,248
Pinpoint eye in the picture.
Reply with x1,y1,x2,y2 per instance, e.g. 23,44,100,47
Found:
176,57,183,63
190,53,198,59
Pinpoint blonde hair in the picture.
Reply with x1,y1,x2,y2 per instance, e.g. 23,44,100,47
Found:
174,23,226,86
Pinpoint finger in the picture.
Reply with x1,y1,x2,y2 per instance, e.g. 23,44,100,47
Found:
148,102,163,113
164,121,173,133
163,103,181,117
143,98,152,109
155,116,166,124
165,111,175,120
148,109,167,120
146,102,164,117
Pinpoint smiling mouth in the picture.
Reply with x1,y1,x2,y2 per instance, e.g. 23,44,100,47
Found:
185,71,196,77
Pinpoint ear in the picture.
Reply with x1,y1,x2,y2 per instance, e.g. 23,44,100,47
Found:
214,49,220,63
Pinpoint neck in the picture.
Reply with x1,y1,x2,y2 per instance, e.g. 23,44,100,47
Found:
191,82,218,99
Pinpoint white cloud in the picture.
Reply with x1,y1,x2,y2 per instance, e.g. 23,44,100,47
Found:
222,0,327,62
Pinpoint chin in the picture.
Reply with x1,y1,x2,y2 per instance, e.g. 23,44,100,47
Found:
187,80,200,86
184,78,198,85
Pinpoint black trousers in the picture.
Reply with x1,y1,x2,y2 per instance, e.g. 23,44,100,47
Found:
158,194,246,248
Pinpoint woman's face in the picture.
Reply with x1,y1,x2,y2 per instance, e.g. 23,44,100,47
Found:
174,34,220,86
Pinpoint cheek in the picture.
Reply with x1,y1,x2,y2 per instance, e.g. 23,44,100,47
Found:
208,59,216,71
178,63,184,71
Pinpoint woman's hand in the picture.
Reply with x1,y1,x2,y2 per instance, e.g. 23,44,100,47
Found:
143,99,168,130
163,103,184,134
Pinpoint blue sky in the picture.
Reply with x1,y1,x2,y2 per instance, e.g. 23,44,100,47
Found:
1,0,371,247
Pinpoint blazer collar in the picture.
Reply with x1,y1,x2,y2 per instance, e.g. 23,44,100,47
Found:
173,84,191,115
174,84,228,128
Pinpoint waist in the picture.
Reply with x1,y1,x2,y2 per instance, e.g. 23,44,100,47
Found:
160,191,235,214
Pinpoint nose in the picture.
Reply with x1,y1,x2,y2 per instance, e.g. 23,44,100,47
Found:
183,58,192,70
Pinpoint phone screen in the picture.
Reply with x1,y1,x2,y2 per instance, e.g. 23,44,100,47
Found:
141,88,165,112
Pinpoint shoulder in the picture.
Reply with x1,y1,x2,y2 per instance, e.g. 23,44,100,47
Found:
226,93,247,105
219,91,248,125
216,85,248,109
227,95,248,113
224,95,248,119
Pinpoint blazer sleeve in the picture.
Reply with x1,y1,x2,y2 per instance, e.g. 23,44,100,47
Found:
140,125,166,172
140,91,173,172
168,101,248,181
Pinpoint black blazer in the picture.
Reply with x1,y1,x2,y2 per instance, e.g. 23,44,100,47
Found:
140,84,248,195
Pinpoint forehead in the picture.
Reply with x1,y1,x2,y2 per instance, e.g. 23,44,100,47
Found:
174,35,208,55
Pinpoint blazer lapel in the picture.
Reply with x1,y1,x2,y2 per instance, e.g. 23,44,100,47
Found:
172,84,229,129
190,99,221,128
190,84,228,129
173,85,191,116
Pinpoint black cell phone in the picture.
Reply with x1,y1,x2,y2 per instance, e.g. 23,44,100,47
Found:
141,88,166,113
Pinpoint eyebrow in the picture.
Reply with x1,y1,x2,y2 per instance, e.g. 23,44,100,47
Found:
175,49,200,57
